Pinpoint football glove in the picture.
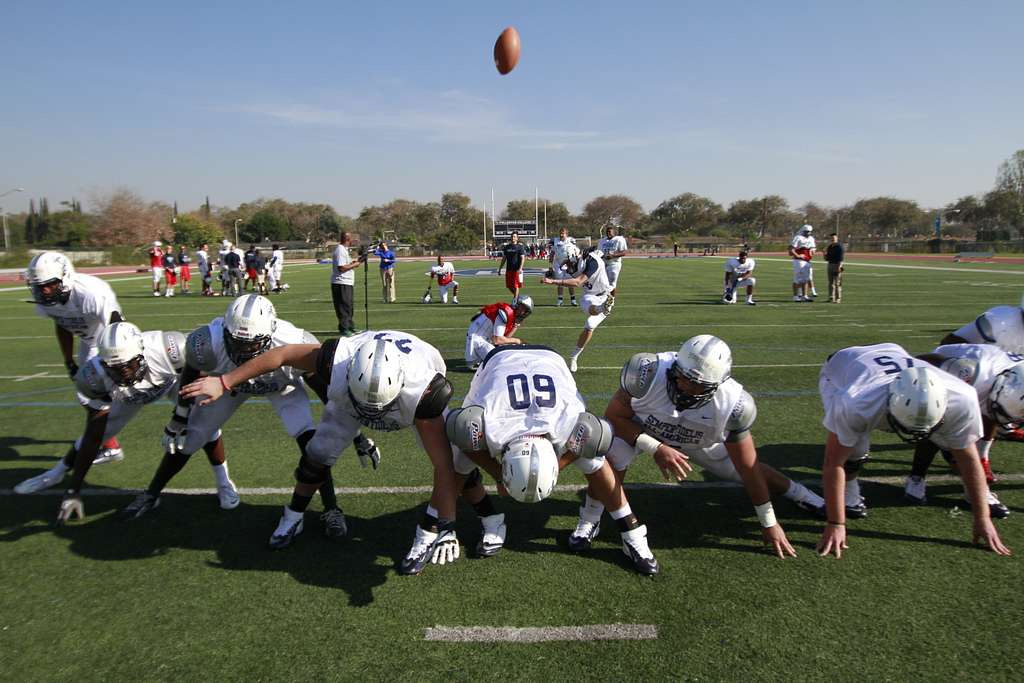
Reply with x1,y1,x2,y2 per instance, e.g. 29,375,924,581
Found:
56,492,84,526
354,434,381,470
162,405,191,454
431,523,460,565
65,359,79,380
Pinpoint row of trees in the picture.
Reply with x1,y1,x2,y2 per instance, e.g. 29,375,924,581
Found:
9,150,1024,252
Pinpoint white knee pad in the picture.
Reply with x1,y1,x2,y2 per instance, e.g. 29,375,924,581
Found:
606,436,638,472
573,453,606,476
451,445,480,476
689,443,742,482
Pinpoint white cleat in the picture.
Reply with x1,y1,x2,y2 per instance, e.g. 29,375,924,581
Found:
904,475,927,504
620,524,659,575
218,479,240,510
153,291,161,297
476,513,507,558
92,448,124,465
793,295,802,302
452,297,459,304
746,298,756,306
556,299,564,307
268,510,304,550
14,465,67,494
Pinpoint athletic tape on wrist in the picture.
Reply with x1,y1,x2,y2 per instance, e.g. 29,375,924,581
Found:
635,434,662,456
754,501,777,528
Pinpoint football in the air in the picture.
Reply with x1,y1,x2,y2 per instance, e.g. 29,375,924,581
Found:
493,27,521,75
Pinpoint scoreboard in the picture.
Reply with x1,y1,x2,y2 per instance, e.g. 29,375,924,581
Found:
492,219,538,239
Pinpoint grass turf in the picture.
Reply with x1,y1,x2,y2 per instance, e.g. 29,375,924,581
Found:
1,255,1022,681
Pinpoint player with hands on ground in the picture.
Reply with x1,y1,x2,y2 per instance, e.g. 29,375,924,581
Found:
427,254,459,304
942,293,1024,355
15,322,187,525
445,344,659,574
595,335,825,559
816,343,1011,559
180,330,459,575
464,297,533,369
722,250,757,305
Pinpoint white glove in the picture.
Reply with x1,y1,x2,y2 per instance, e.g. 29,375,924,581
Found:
431,526,460,565
162,405,190,454
354,434,381,469
56,492,84,526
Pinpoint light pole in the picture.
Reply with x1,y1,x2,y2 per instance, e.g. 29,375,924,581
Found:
233,218,242,246
0,187,25,251
935,208,961,239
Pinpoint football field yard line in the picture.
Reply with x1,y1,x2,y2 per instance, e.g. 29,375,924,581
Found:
717,255,1024,275
422,624,658,643
5,474,1022,496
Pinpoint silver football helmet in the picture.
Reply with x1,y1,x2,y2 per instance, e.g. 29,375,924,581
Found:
26,251,75,306
887,366,948,442
989,363,1024,428
222,294,277,365
98,322,148,386
347,338,406,421
501,435,559,503
667,335,732,410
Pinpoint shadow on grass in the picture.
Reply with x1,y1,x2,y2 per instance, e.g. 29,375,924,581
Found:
0,436,75,469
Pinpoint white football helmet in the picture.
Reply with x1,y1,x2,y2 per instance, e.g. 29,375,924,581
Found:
98,322,148,386
347,338,406,421
222,294,277,365
26,251,75,306
887,366,948,442
667,335,732,409
501,435,559,503
515,295,534,321
153,240,162,248
989,363,1024,428
222,239,231,249
802,224,813,235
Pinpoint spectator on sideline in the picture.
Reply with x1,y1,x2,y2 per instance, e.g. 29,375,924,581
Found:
148,241,164,296
331,232,363,335
267,243,286,292
497,232,529,304
196,243,212,296
374,240,397,303
244,244,258,291
673,242,679,257
162,244,178,298
253,249,268,295
177,245,192,295
223,246,243,297
825,233,844,303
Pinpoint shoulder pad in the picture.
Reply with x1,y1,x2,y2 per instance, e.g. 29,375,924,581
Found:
620,353,660,399
315,338,340,384
75,362,111,401
940,357,979,386
445,405,486,452
725,390,757,441
162,331,187,372
185,325,218,372
301,329,319,345
566,412,613,459
415,372,453,419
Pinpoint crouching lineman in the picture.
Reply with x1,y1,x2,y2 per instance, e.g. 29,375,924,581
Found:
119,295,367,542
445,344,659,574
429,254,459,304
722,250,757,305
540,247,613,372
14,323,186,524
816,343,1011,558
27,251,126,464
464,297,533,370
903,344,1024,517
180,331,460,574
942,294,1024,355
585,335,824,559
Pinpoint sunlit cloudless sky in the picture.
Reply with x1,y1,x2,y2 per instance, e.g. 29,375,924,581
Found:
2,1,1022,216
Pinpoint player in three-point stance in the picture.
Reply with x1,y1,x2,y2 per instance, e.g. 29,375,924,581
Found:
582,335,824,560
464,297,533,370
180,330,461,575
445,344,659,574
598,225,628,299
26,251,127,465
540,247,612,372
548,227,580,307
722,250,757,305
14,322,186,524
903,343,1024,517
816,343,1011,558
427,254,459,304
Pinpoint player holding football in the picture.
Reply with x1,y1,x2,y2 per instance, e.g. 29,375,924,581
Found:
722,250,757,305
903,343,1024,515
598,225,628,299
788,224,816,301
428,254,459,304
14,323,187,524
464,297,533,369
548,227,579,307
540,246,613,372
816,343,1011,558
445,344,659,574
26,251,126,465
119,295,371,542
580,335,824,560
179,331,461,575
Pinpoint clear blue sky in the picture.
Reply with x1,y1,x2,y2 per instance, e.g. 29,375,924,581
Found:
2,1,1021,217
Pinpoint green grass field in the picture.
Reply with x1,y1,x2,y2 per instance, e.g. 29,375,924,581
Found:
2,255,1023,682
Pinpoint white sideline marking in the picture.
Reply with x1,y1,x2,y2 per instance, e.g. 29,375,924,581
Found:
13,372,49,382
5,474,1022,497
423,624,658,643
0,275,151,293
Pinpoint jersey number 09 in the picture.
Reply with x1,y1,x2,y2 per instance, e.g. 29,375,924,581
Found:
506,374,557,410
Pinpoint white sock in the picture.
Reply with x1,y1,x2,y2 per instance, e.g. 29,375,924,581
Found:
844,479,861,506
212,462,231,487
571,347,583,360
609,503,633,521
580,494,605,522
785,480,824,507
281,505,302,523
51,461,69,477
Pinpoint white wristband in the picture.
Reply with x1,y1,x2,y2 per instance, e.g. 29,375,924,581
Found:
754,501,777,528
635,434,662,456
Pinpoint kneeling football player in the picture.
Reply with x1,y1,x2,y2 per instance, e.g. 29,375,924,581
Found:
14,322,185,524
464,296,533,369
180,330,461,575
584,335,826,560
445,343,659,575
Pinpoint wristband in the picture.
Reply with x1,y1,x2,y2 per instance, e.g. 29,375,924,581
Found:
172,404,191,420
826,521,845,527
635,434,662,456
754,501,777,528
219,375,231,393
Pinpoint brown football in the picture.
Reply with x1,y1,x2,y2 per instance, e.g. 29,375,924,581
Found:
493,27,521,75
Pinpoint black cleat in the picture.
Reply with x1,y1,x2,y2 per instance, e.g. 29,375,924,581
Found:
117,493,160,520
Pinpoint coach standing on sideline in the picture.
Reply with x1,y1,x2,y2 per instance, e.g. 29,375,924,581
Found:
825,233,844,303
374,240,397,303
331,232,363,336
497,232,528,305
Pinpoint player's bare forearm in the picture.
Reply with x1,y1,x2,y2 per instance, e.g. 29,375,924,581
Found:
822,432,852,524
226,344,320,387
492,335,521,346
416,416,458,519
952,446,991,524
604,389,642,444
726,437,771,506
68,411,109,492
55,324,74,363
464,449,502,482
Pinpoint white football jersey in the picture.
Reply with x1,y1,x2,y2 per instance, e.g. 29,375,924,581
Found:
551,237,577,264
820,343,982,451
933,343,1023,418
34,273,122,347
790,233,816,251
575,252,611,297
464,345,584,458
430,262,455,284
628,352,749,450
950,305,1024,355
196,249,210,269
187,317,312,395
325,330,446,431
77,330,184,406
724,257,755,278
270,249,284,269
599,235,628,261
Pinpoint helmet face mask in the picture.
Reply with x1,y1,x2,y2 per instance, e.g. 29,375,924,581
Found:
26,252,74,306
666,335,732,411
98,322,148,386
31,278,71,306
989,365,1024,429
101,355,147,386
887,366,948,443
222,328,272,366
886,412,942,443
347,386,401,422
666,364,719,410
222,295,277,366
